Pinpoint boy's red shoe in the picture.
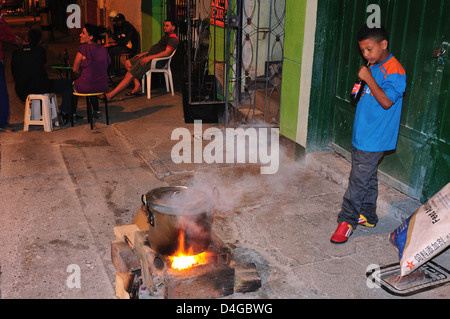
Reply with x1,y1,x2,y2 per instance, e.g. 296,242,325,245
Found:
330,222,353,244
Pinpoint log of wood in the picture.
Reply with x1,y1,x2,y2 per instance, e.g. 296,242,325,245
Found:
208,234,231,265
132,206,150,230
134,231,167,295
234,263,261,293
111,240,141,273
134,231,168,275
113,224,140,246
133,230,149,260
164,264,235,299
115,272,135,299
134,231,154,291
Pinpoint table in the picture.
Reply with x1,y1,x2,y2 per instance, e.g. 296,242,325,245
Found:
49,64,73,79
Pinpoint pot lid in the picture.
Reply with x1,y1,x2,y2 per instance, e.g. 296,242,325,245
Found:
143,186,216,216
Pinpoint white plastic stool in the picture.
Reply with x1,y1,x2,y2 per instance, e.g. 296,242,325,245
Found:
24,93,59,132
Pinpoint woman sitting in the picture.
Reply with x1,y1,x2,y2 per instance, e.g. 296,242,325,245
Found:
71,24,110,121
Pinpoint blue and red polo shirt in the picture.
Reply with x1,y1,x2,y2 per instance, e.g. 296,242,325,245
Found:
352,54,407,152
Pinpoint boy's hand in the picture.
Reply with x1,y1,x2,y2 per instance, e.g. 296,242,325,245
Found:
358,65,372,83
358,65,394,109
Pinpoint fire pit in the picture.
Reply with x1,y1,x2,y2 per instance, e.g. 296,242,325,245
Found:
168,230,211,270
111,187,262,299
134,230,236,298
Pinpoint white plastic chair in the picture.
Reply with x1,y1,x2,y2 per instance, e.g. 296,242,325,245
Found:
141,49,176,99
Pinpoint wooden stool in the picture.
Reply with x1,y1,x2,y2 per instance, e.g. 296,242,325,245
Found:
24,93,59,132
72,92,109,130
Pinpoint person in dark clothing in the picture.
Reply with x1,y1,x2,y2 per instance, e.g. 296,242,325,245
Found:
0,5,26,132
105,13,140,57
11,28,74,124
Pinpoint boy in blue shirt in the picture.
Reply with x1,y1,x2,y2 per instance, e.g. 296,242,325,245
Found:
331,24,406,244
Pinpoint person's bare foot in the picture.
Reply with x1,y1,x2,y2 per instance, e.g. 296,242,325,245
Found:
131,85,142,94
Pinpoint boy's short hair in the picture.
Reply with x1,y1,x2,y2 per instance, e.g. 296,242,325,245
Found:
357,24,389,43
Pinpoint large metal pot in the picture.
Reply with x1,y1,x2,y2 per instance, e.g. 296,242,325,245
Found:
141,186,218,256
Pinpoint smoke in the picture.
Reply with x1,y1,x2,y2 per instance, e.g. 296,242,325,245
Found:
149,142,303,253
179,143,302,214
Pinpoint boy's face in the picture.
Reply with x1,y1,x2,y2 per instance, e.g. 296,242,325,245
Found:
358,38,389,65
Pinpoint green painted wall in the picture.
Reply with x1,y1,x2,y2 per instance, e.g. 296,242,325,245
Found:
280,0,307,141
208,25,227,76
141,0,163,53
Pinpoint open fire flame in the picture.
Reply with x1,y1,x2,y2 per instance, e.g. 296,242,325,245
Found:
169,230,210,271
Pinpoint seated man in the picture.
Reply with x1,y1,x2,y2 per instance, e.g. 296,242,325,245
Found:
11,28,74,124
102,19,179,101
106,12,140,57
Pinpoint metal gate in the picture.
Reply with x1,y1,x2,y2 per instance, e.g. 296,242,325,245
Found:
224,0,285,127
185,0,285,127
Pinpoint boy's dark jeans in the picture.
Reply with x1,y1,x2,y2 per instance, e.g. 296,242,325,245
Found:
338,147,385,228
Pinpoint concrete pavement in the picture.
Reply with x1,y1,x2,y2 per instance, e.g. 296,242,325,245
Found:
0,23,449,299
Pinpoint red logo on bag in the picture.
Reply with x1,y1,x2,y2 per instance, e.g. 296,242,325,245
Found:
406,261,415,270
